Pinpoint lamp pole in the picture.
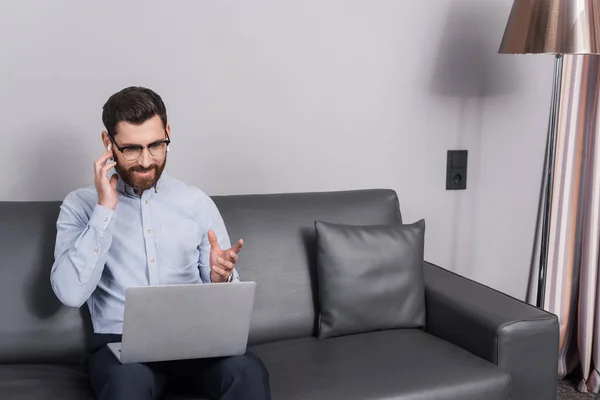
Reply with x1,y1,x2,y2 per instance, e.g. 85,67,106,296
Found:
537,54,563,308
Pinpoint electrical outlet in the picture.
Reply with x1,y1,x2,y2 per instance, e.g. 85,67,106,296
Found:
446,150,468,190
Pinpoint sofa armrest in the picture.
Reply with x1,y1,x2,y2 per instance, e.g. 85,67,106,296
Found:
423,262,559,400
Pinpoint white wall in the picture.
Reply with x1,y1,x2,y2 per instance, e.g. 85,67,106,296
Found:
0,0,553,299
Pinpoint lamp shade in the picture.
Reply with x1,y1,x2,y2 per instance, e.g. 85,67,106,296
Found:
499,0,600,54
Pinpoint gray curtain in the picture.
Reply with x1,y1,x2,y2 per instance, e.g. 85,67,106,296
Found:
528,55,600,393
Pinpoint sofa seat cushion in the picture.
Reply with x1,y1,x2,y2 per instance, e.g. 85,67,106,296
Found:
0,364,213,400
0,364,94,399
251,329,511,400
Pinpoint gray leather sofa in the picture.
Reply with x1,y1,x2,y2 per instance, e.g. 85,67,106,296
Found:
0,189,559,399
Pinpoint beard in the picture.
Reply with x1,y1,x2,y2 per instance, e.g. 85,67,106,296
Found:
115,156,166,193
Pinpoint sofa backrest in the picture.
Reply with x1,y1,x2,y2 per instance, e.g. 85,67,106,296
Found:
212,189,403,345
0,201,91,364
0,189,402,364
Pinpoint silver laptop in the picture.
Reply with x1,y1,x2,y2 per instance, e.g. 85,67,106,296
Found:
107,281,256,364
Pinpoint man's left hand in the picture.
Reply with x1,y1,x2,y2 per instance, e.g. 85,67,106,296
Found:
208,230,243,283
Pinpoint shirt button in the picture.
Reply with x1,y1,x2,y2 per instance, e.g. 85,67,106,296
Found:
104,218,108,222
147,229,152,234
145,200,149,204
150,258,155,264
93,247,99,253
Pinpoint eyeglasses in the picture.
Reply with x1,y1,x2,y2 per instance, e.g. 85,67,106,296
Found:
108,131,171,161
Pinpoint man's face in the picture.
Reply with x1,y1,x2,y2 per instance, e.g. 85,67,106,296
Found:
107,115,169,193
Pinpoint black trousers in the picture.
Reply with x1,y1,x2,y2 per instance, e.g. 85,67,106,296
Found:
87,334,271,400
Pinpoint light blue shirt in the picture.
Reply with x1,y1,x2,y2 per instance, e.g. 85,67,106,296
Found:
50,172,239,334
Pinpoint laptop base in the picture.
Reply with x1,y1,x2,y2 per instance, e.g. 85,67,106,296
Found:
107,342,123,363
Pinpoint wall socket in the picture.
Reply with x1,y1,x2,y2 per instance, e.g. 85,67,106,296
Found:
446,150,468,190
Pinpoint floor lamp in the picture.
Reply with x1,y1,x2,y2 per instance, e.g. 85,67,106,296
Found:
498,0,600,308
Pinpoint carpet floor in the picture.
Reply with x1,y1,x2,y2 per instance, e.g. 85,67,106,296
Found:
558,378,600,399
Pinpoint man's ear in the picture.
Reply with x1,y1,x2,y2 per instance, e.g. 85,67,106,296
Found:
165,123,171,137
101,131,111,151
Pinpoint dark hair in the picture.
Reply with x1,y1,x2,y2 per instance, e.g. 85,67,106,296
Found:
102,86,167,136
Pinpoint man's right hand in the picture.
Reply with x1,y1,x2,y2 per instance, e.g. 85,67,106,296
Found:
95,151,118,210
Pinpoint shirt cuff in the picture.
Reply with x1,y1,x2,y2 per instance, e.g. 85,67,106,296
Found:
89,204,115,231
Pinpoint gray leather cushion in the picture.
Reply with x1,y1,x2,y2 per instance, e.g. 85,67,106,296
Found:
251,329,511,400
0,364,94,400
0,364,208,400
315,220,426,339
0,202,93,365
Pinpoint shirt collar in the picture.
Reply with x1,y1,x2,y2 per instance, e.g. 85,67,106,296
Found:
116,171,168,198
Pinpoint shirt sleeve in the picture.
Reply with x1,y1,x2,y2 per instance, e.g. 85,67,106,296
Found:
198,196,240,283
50,193,117,307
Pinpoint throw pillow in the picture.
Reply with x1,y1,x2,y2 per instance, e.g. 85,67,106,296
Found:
315,219,426,340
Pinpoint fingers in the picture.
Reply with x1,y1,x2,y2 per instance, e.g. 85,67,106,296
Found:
102,160,117,174
231,239,244,254
217,257,234,271
95,152,115,179
96,150,113,163
212,255,234,282
207,230,221,250
211,264,230,280
94,151,114,171
109,173,118,189
225,250,238,263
